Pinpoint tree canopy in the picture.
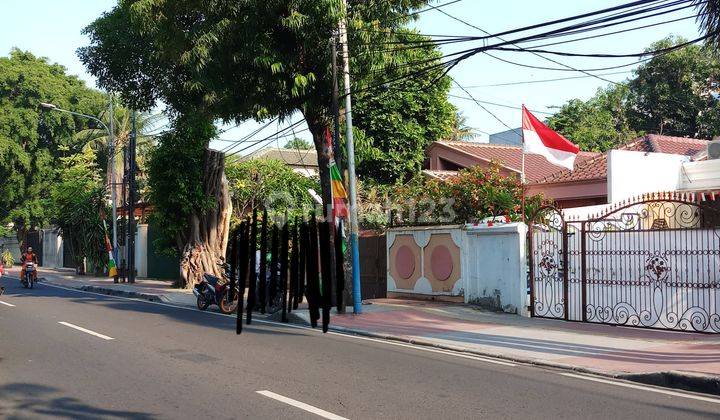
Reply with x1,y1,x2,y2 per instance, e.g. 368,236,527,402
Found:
79,0,432,211
0,49,106,241
548,37,720,151
225,157,319,223
351,30,456,184
284,137,313,150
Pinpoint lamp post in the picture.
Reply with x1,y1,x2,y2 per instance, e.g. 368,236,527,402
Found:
40,102,119,261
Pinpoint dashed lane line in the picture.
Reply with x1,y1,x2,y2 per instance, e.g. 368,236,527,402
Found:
257,390,349,420
58,321,114,340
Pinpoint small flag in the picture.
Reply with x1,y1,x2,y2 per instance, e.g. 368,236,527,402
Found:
326,128,348,219
102,220,118,278
522,105,580,171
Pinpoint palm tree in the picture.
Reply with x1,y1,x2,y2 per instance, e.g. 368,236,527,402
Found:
450,112,477,141
74,97,165,205
695,0,720,48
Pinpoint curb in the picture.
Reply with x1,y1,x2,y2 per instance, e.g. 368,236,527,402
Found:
285,312,720,397
78,285,168,303
41,279,175,304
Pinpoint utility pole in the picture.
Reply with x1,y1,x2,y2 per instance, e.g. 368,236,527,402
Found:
339,0,362,314
331,36,343,177
127,110,137,284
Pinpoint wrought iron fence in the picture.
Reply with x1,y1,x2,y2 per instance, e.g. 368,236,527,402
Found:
529,193,720,333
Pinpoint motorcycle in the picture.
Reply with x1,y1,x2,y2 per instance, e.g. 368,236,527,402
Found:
22,262,36,289
193,263,239,314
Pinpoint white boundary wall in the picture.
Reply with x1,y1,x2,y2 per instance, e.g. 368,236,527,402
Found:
387,223,529,316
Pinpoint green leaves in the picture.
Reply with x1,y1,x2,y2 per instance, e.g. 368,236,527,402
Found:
0,49,105,235
350,29,456,184
225,157,319,223
549,36,720,150
49,148,108,272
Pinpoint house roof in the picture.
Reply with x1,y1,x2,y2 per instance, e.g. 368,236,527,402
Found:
432,141,599,182
532,134,709,185
242,147,318,168
422,169,459,181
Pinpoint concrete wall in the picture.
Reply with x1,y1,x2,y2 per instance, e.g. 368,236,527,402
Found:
41,228,64,268
387,223,529,316
0,236,21,263
387,225,465,297
607,150,689,203
463,223,528,316
679,159,720,191
135,224,148,278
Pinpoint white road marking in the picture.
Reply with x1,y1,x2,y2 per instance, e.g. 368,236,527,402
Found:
559,373,720,404
0,300,15,307
257,390,349,420
58,321,114,340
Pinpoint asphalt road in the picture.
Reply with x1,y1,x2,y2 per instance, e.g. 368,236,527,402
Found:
1,278,719,419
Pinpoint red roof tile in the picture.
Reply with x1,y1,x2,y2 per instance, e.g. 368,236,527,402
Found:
435,141,599,182
533,135,709,185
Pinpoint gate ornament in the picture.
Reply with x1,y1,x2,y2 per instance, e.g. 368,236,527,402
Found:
644,254,670,283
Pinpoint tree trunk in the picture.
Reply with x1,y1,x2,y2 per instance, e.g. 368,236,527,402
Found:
306,114,351,312
179,149,232,289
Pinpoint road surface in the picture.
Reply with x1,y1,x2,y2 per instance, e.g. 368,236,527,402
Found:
1,278,718,419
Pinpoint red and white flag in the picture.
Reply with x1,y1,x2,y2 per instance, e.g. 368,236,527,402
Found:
522,105,579,171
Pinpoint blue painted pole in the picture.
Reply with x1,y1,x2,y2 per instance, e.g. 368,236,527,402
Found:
339,3,361,313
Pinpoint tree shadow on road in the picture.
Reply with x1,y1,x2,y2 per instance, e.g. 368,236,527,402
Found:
0,383,157,419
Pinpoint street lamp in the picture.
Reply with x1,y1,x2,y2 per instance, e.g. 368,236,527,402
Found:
40,101,119,261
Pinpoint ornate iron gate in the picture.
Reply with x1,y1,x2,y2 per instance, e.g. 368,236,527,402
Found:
582,195,720,333
529,206,570,320
529,194,720,333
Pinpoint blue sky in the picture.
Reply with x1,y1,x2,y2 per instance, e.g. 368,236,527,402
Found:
0,0,701,153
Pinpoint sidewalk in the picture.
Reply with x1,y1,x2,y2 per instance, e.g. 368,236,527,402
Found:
7,267,197,308
289,299,720,394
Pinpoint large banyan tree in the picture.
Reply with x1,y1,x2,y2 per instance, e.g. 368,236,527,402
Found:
78,0,431,287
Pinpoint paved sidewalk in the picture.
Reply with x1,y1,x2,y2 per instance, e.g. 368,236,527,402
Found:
289,299,720,394
5,267,198,308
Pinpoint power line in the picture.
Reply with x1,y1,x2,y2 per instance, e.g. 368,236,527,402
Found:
447,94,553,115
459,71,633,87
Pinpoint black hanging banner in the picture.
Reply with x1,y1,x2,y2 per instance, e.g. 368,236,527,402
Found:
318,221,333,333
335,220,345,313
229,229,238,302
297,221,307,309
258,209,268,314
236,221,249,335
269,224,279,311
306,217,321,328
246,207,258,324
280,220,290,322
288,219,299,313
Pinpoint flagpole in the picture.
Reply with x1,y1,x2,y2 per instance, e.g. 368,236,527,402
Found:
521,108,527,224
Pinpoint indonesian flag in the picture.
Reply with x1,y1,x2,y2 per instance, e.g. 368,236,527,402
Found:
522,105,579,171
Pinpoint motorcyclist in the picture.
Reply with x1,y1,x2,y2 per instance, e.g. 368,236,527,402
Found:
20,246,39,282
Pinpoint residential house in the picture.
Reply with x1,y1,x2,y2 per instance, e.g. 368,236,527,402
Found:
424,141,599,183
526,135,709,207
424,135,711,209
242,147,319,177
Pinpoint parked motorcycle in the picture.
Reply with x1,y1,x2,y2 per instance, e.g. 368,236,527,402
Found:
193,263,239,314
21,262,36,289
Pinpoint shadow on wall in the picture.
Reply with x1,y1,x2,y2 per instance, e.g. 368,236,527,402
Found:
0,383,157,419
